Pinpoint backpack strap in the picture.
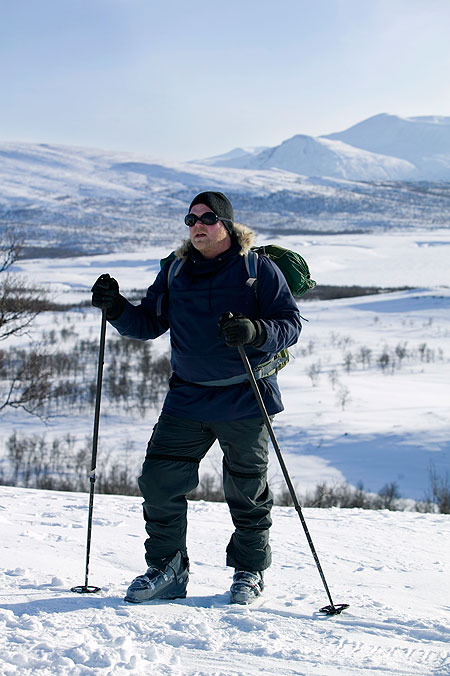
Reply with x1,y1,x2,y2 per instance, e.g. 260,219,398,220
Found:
159,249,288,382
244,250,258,290
191,351,289,386
189,250,287,386
156,256,187,316
167,257,187,287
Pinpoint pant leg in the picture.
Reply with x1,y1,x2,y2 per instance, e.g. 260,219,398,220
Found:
212,417,273,572
138,412,215,567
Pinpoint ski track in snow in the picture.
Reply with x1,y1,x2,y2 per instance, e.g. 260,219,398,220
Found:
0,487,449,676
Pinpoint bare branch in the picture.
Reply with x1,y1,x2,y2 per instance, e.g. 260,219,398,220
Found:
0,229,50,342
0,228,23,273
0,348,53,416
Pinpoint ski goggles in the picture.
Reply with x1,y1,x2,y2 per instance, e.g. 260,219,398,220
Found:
184,211,224,227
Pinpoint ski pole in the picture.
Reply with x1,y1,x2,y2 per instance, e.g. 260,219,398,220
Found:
237,342,349,615
71,305,107,594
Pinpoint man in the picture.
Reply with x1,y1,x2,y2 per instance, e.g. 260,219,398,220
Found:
92,191,302,604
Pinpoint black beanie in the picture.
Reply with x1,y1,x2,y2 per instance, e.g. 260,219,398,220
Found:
189,191,234,233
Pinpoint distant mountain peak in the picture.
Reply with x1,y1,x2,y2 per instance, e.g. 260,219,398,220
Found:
197,113,450,180
192,145,268,166
324,113,450,175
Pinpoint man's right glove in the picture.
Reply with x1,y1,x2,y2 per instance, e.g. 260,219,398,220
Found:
91,273,126,320
219,312,267,348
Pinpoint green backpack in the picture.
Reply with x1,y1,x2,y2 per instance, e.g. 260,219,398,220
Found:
244,245,315,376
160,244,315,381
248,245,316,297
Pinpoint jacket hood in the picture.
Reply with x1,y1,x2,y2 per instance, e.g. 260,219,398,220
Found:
174,222,255,259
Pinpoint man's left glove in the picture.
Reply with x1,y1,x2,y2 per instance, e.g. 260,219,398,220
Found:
219,312,266,348
91,273,126,320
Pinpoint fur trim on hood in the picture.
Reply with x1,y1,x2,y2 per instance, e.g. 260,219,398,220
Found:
174,223,255,259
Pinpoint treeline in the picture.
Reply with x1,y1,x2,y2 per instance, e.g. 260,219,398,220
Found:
301,284,411,301
2,431,448,513
0,328,171,417
190,470,449,514
2,431,141,496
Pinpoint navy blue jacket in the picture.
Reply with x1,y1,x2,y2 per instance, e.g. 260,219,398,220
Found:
110,233,302,421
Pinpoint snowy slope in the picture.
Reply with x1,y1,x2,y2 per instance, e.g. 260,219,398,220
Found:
203,134,416,181
324,113,450,179
0,485,449,676
1,140,450,258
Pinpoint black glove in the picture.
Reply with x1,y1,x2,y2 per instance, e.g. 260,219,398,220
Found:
219,312,266,348
91,273,126,320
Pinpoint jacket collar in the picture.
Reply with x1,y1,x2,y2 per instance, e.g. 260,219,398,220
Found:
174,222,255,260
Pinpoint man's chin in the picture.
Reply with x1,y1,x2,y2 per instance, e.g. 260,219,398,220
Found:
192,237,209,250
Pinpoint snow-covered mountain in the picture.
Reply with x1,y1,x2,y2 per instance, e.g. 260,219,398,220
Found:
1,140,450,257
325,113,450,178
191,145,268,165
203,113,450,180
206,133,416,180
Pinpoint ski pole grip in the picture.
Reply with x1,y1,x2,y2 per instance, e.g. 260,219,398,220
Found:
218,311,234,327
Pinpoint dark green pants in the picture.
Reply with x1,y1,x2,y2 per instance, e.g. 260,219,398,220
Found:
138,412,273,571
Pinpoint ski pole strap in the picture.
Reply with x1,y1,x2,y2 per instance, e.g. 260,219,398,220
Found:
191,353,288,387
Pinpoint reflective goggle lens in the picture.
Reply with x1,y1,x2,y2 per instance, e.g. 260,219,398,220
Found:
184,212,220,227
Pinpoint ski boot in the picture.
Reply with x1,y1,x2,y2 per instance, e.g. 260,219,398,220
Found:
230,570,264,605
124,551,189,603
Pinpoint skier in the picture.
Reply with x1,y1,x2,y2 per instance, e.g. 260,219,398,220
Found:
91,191,302,604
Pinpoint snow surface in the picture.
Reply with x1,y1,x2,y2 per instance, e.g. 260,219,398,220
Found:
1,136,450,674
11,229,450,299
1,485,449,676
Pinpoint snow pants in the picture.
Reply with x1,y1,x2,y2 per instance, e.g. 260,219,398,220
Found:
138,412,273,572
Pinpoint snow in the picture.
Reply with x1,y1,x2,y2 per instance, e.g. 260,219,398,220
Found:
205,113,450,180
276,285,450,500
5,232,450,504
324,113,450,179
1,133,450,674
205,133,417,181
2,138,450,262
191,146,269,166
11,229,450,300
1,485,449,676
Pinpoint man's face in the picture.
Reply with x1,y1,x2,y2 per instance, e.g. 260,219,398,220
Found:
188,203,231,258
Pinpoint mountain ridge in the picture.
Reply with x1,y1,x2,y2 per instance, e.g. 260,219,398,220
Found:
1,137,450,257
202,113,450,180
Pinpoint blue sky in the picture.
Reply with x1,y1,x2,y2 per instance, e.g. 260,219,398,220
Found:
1,0,449,160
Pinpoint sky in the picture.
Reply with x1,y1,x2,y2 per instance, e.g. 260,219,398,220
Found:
1,0,450,161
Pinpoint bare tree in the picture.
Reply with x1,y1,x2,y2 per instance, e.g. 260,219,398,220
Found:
0,229,50,340
0,349,53,416
377,482,401,510
336,384,350,410
427,464,450,514
0,229,52,415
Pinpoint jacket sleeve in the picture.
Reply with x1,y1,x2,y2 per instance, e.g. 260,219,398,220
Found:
254,256,302,353
108,266,170,340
